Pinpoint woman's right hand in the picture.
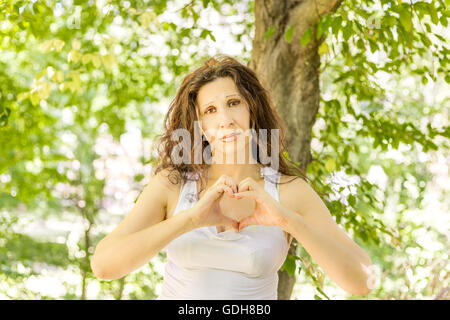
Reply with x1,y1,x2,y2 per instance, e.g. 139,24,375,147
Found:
188,174,239,231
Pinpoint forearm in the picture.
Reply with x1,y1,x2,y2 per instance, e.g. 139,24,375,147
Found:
280,209,372,295
91,209,195,281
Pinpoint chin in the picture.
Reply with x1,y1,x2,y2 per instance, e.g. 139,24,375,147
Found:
213,152,248,165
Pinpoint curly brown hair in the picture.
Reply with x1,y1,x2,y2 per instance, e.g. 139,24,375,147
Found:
153,54,311,196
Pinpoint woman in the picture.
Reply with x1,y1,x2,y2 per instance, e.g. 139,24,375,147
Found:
91,55,374,299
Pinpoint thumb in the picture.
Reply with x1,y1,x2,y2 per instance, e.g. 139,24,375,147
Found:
222,216,239,232
238,216,256,232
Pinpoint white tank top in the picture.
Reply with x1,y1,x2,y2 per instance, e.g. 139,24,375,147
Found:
156,166,289,300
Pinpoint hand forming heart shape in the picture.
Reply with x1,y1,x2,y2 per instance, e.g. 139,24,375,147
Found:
218,189,255,222
202,175,287,233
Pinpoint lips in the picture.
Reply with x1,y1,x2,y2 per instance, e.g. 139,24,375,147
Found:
221,132,240,141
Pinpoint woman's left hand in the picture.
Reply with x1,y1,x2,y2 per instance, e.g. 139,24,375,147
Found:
231,177,288,232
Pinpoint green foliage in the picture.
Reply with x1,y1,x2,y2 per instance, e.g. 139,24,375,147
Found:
279,0,448,299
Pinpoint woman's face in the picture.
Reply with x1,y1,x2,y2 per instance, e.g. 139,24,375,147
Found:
196,77,251,160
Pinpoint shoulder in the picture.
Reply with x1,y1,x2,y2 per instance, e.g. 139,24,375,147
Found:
279,173,309,191
151,167,182,196
278,173,318,216
147,168,182,220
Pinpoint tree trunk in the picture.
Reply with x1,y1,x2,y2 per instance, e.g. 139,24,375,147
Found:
81,225,92,300
248,0,342,300
114,277,126,300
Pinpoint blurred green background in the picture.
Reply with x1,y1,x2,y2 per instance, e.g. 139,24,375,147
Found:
0,0,448,299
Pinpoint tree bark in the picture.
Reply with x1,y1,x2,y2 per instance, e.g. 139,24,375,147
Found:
248,0,342,300
81,223,92,300
115,277,126,300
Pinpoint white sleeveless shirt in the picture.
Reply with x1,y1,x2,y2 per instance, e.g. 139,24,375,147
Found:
156,166,289,300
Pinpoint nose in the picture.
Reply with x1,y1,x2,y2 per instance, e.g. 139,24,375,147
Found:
218,107,234,129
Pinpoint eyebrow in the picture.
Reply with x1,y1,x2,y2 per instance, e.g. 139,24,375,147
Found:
200,94,241,110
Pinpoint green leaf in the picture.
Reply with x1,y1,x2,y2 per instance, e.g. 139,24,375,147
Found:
348,194,356,206
325,158,336,173
300,27,312,46
200,29,208,39
200,29,216,42
419,33,432,47
161,22,169,31
318,41,329,55
282,151,291,161
399,6,411,31
356,38,364,50
343,21,353,41
445,74,450,84
316,16,328,40
331,16,342,35
35,69,47,80
179,28,191,38
285,25,294,43
316,286,330,300
191,8,200,24
385,15,396,27
264,26,275,40
426,3,438,25
0,107,11,126
421,75,428,85
368,39,378,53
281,254,296,276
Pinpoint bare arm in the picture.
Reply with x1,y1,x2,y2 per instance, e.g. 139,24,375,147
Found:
90,169,195,280
281,209,372,295
91,208,195,280
279,177,373,296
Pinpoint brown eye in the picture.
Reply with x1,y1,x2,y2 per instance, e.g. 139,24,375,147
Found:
205,107,215,114
229,100,240,106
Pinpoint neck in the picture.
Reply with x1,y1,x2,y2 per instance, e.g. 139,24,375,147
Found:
206,162,263,183
206,138,263,182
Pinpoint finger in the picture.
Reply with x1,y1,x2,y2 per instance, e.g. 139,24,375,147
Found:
217,183,234,196
231,178,238,193
232,190,258,201
223,176,238,193
217,175,238,193
238,180,254,193
237,180,247,192
208,183,231,201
